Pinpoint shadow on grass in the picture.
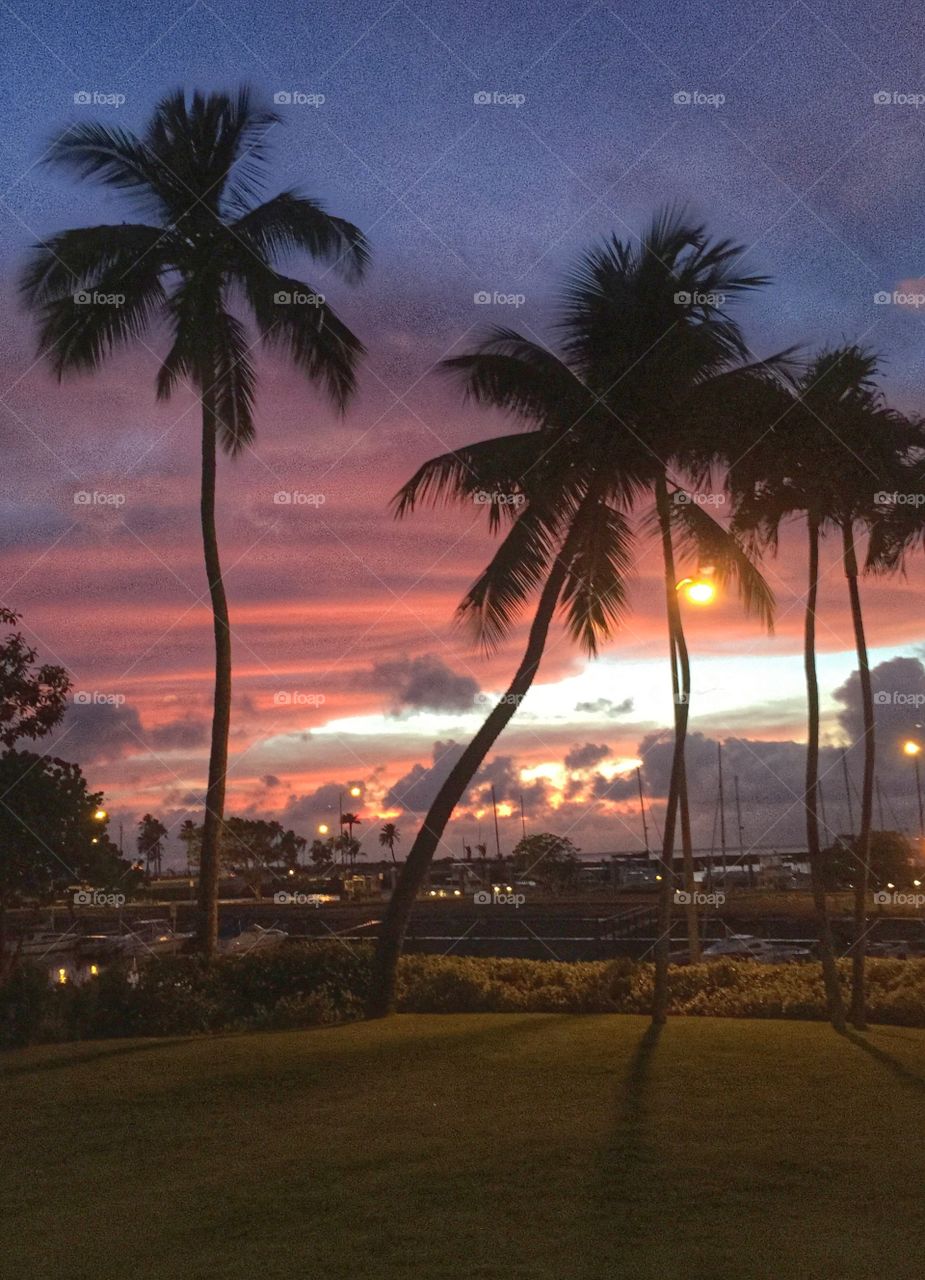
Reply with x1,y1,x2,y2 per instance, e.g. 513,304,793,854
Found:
0,1036,198,1078
593,1021,663,1185
838,1028,925,1094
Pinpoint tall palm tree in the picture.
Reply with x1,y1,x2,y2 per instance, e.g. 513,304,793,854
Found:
731,346,915,1029
367,210,782,1019
20,88,368,956
379,822,400,863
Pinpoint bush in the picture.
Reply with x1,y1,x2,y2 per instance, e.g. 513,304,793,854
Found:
4,946,925,1049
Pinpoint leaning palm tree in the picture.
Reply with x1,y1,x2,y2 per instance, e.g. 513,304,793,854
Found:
20,87,368,956
379,822,401,864
731,347,915,1029
367,210,783,1020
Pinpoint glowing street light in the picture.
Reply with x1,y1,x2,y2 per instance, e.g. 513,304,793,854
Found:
93,807,108,822
318,823,330,836
903,741,924,842
349,785,362,798
676,577,716,606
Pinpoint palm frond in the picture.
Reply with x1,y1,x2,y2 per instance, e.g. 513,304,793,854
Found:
558,499,634,655
666,493,776,631
238,264,364,411
457,501,571,651
20,224,174,305
232,192,369,281
32,267,166,377
440,329,592,429
43,122,183,216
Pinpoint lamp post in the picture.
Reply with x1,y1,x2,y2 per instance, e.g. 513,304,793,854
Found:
903,741,924,843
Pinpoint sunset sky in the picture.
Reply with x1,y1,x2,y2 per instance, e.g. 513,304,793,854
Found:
3,0,925,863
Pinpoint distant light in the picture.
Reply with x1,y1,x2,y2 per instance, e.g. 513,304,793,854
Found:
904,740,922,757
318,824,329,835
914,880,922,888
93,808,107,821
288,868,295,876
887,882,896,889
89,964,99,976
655,874,663,881
57,968,67,984
454,889,461,896
91,837,99,845
349,786,362,798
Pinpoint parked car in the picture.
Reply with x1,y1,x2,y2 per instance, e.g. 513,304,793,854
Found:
702,935,812,963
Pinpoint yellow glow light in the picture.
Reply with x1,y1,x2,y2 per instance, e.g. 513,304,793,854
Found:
904,740,921,757
57,968,68,984
93,808,107,821
349,786,362,797
680,579,716,605
318,823,329,835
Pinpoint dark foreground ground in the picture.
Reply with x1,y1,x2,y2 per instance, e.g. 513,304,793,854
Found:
5,1014,925,1279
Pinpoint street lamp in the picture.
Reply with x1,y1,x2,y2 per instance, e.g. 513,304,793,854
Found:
676,576,716,606
349,785,362,798
93,807,107,822
904,741,924,842
318,823,330,836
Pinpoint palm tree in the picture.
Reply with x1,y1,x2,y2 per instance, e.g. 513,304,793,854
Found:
367,210,782,1019
137,814,167,877
379,822,400,863
731,346,915,1029
21,88,368,956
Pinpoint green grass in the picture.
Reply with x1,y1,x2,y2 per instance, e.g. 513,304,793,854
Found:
5,1015,925,1279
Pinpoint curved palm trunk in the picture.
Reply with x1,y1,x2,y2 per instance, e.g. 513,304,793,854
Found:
804,514,846,1030
652,475,699,1022
366,558,567,1018
843,520,874,1030
196,389,232,958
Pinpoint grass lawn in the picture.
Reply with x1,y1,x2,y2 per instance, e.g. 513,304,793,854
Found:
4,1015,925,1279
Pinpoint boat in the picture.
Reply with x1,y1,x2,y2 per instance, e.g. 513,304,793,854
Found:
16,930,79,957
221,925,289,954
119,920,193,956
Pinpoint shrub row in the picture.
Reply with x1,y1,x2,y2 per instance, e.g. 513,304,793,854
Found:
3,944,925,1048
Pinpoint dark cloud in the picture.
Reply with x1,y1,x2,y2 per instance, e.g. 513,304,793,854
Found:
261,774,281,788
575,697,634,717
147,716,209,750
386,740,465,812
835,656,925,753
366,654,480,715
55,698,145,764
564,742,611,771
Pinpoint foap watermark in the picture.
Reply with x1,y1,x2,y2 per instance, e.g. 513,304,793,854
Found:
474,90,525,107
675,889,725,906
75,889,125,907
476,691,525,707
673,90,725,108
674,290,726,306
74,90,125,107
873,690,925,707
874,491,925,508
273,891,324,906
473,490,525,507
874,289,925,308
273,691,326,707
74,490,125,507
273,491,326,506
273,90,325,106
474,290,526,307
874,90,925,108
74,290,125,306
873,890,925,907
474,889,526,907
673,490,726,506
73,690,126,706
273,290,325,306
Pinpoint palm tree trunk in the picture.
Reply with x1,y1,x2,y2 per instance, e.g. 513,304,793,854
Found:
652,478,689,1019
804,514,846,1030
366,556,568,1019
196,387,232,958
652,476,700,1022
843,520,874,1030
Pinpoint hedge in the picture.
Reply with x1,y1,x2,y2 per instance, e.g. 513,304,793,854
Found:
2,943,925,1048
